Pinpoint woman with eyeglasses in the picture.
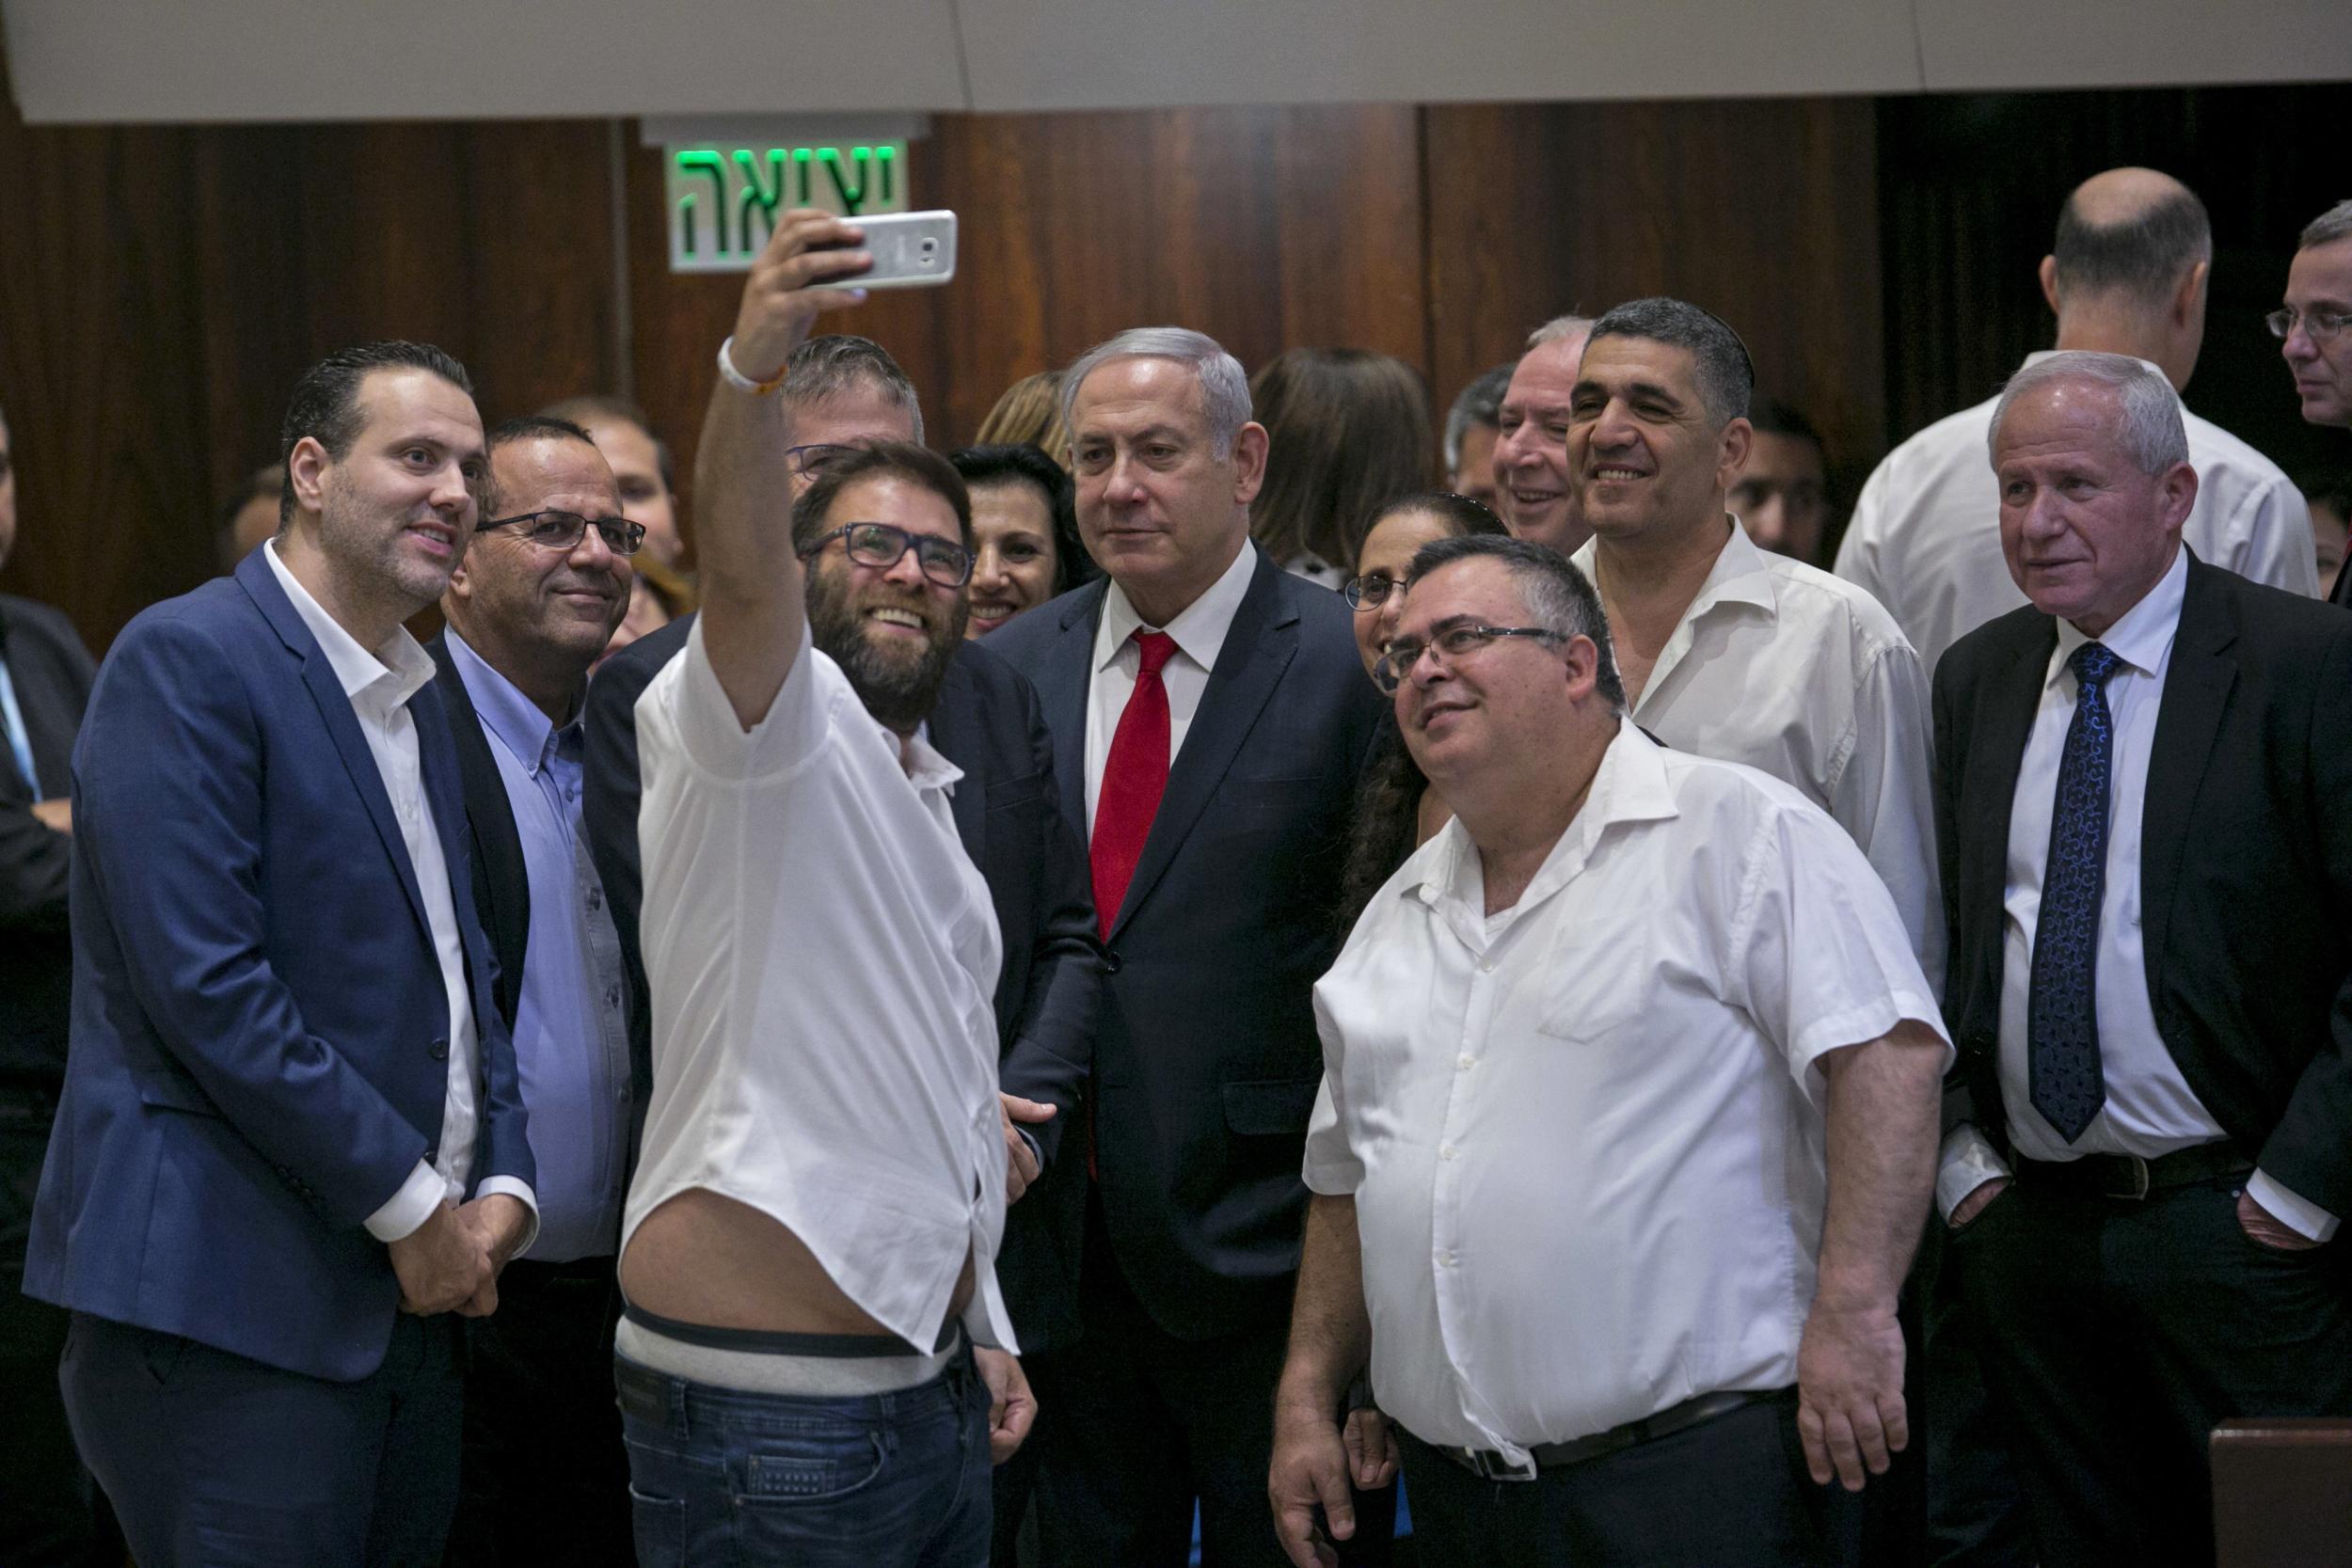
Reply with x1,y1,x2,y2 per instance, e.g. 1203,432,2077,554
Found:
1336,492,1508,927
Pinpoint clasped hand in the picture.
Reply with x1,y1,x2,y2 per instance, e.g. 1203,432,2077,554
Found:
386,1195,530,1318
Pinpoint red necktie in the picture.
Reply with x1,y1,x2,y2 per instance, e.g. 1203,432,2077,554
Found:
1089,631,1179,940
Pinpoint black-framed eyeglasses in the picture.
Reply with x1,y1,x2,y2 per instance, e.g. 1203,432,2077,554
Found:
2266,307,2351,344
1372,623,1565,694
479,510,645,556
1343,573,1406,611
797,522,975,587
785,443,861,478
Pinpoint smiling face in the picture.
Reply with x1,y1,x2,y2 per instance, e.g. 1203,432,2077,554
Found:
1568,336,1748,548
1994,377,2194,637
306,367,486,616
445,436,633,690
1069,356,1264,626
1350,506,1457,678
802,472,970,732
2282,238,2352,429
1493,335,1584,554
967,479,1060,634
1391,555,1582,789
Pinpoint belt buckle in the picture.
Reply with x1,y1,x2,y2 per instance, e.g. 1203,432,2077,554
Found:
1461,1447,1537,1482
2109,1154,2151,1201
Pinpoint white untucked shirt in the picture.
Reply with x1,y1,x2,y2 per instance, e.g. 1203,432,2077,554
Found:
1571,522,1945,990
626,617,1016,1351
1836,352,2315,677
1306,721,1948,1464
1935,551,2339,1242
262,541,537,1245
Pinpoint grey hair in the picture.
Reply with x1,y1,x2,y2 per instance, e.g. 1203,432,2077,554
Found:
1585,298,1754,429
2303,199,2352,250
1060,327,1252,460
1526,313,1597,352
1442,362,1516,472
1406,532,1628,715
1986,351,2188,475
780,335,924,444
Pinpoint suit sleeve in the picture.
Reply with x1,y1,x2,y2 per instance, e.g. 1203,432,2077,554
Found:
0,606,95,932
73,615,430,1227
2259,617,2352,1215
0,798,70,931
993,673,1104,1171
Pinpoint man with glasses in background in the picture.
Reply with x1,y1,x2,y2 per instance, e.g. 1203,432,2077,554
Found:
1271,532,1948,1568
428,416,644,1568
2277,199,2352,605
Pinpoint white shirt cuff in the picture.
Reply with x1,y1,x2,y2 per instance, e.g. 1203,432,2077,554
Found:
473,1177,542,1257
2246,1168,2341,1243
1937,1124,2012,1222
364,1161,447,1243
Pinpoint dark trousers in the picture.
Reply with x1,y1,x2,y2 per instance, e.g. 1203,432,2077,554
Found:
445,1256,635,1568
1915,1221,2035,1568
1395,1390,1865,1568
2,1114,116,1568
614,1341,992,1568
61,1307,467,1568
1025,1195,1394,1568
1957,1174,2352,1568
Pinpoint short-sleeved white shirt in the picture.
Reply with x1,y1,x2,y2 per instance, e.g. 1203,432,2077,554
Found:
1305,721,1948,1464
622,617,1014,1352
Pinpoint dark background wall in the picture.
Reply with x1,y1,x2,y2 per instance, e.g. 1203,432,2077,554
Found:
1,51,2342,650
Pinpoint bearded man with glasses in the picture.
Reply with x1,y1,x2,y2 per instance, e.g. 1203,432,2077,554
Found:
1272,532,1949,1568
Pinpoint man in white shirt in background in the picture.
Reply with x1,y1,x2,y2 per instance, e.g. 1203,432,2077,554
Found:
1564,296,1943,984
1837,166,2313,674
611,210,1028,1568
1268,533,1948,1568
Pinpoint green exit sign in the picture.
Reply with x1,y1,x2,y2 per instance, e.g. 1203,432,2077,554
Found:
667,143,910,274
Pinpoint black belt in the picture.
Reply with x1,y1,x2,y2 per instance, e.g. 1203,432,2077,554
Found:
2015,1141,2252,1200
1436,1387,1786,1482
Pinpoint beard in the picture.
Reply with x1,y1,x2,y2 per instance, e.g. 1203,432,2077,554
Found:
804,564,969,733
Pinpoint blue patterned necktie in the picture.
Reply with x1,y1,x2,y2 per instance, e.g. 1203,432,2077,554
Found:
2027,640,2121,1143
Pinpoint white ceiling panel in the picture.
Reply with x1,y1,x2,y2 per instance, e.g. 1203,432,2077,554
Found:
1,0,968,123
1916,0,2352,90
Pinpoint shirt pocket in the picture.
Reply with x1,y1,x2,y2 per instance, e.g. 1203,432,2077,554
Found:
1529,914,1654,1046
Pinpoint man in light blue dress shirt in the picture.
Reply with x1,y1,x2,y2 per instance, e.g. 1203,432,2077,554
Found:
427,414,643,1568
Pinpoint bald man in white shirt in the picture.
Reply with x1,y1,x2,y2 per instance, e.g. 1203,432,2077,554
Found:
1269,534,1947,1568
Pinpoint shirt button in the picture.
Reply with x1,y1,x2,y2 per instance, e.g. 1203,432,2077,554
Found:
1438,1250,1457,1268
587,888,602,911
1440,1144,1458,1161
1480,960,1497,974
1457,1055,1475,1070
605,987,621,1009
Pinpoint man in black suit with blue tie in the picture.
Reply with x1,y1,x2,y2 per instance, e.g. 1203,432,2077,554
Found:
1931,351,2352,1568
986,328,1388,1566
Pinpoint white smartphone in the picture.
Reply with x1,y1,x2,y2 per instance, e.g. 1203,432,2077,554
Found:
814,210,957,291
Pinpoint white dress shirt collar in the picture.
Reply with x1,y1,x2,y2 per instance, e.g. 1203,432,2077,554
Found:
1575,518,1778,710
1096,537,1259,674
2049,546,2187,684
263,538,437,712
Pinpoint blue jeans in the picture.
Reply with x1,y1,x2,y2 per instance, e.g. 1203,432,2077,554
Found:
614,1344,992,1567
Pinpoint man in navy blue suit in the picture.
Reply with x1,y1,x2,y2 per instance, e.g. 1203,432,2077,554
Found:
986,328,1389,1565
24,341,538,1567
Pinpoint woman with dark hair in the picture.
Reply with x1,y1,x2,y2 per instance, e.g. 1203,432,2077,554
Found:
1248,348,1437,587
1336,491,1508,927
947,442,1097,634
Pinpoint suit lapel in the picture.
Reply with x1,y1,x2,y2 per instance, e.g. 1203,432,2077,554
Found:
1110,555,1295,941
1965,618,2058,993
930,653,988,863
1030,583,1107,843
2139,562,2236,991
238,554,435,942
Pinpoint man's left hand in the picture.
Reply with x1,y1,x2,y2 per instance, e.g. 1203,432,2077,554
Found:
1000,1094,1057,1203
2238,1188,2322,1252
1796,1297,1907,1491
975,1347,1037,1464
453,1194,532,1316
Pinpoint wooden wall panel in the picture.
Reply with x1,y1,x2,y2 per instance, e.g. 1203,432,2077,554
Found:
625,103,1428,561
1422,98,1886,509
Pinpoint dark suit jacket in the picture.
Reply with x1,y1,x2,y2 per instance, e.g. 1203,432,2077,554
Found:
987,551,1386,1340
427,634,531,1035
24,551,532,1381
0,594,97,1098
1934,556,2352,1216
582,613,1106,1348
